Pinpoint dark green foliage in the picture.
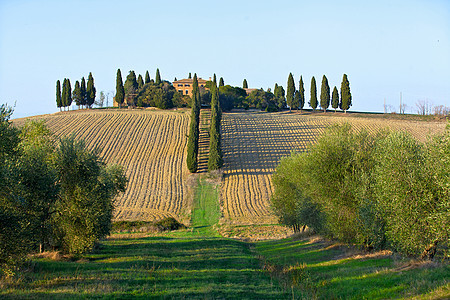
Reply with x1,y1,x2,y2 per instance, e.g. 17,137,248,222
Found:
286,73,295,111
136,81,177,109
246,89,280,112
320,75,330,112
153,217,186,232
137,74,144,90
86,72,96,108
299,76,305,110
155,68,161,85
144,70,150,84
80,77,87,108
219,77,224,87
208,83,223,171
273,84,286,109
340,74,352,112
271,122,450,257
218,85,247,111
293,91,300,110
15,121,59,253
213,74,217,84
186,74,200,173
72,81,82,107
56,80,62,110
66,79,72,108
309,76,317,110
115,69,125,108
54,136,127,254
188,72,192,79
243,79,248,89
61,78,71,110
124,71,138,106
373,130,449,256
331,86,339,111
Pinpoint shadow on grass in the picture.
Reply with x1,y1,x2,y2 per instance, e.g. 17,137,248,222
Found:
1,237,290,299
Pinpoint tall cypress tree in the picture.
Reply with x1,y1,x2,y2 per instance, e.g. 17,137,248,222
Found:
299,76,305,110
155,68,161,85
137,74,144,90
86,72,96,108
309,76,317,110
186,74,200,173
293,91,300,110
320,75,330,112
124,71,138,106
208,82,223,171
73,80,82,108
243,79,248,89
340,74,352,113
219,77,224,87
115,69,125,108
286,73,295,111
66,78,72,109
80,77,87,108
145,70,150,84
213,74,217,84
331,86,339,112
56,80,62,111
61,79,68,111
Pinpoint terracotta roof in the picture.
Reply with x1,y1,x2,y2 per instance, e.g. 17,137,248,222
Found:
173,78,209,84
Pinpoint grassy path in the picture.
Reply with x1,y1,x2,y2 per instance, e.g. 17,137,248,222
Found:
190,178,221,237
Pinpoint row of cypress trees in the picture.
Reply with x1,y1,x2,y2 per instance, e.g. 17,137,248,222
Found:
208,77,223,171
56,73,96,111
286,74,352,112
186,74,223,173
186,74,201,173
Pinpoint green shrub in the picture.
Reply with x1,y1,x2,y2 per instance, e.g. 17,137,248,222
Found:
153,217,186,232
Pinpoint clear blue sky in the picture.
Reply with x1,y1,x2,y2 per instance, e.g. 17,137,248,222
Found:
1,0,449,118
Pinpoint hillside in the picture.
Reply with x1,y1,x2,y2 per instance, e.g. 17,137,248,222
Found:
14,109,192,223
220,110,447,225
13,109,446,226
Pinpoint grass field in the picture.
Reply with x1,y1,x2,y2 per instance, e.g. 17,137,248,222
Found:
1,176,448,299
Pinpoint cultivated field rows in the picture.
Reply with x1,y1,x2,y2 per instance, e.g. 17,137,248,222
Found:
15,109,191,222
13,109,446,226
220,111,446,225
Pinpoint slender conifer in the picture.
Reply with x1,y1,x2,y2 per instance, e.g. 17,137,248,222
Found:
155,68,161,85
310,76,317,110
331,86,339,112
340,74,352,113
86,72,96,108
286,73,295,111
186,74,200,173
56,80,62,111
145,70,150,84
299,76,305,110
320,75,330,112
115,69,125,108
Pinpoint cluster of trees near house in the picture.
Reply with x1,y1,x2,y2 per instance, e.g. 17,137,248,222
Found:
115,69,187,109
57,69,353,114
271,122,449,259
56,73,96,111
0,104,127,277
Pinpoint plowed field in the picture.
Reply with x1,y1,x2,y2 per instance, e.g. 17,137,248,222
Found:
14,109,191,222
220,110,446,225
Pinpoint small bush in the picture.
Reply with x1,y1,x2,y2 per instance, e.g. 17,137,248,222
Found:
153,217,186,232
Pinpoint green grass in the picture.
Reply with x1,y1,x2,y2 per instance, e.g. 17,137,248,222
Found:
256,238,450,299
1,179,448,299
190,178,221,237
